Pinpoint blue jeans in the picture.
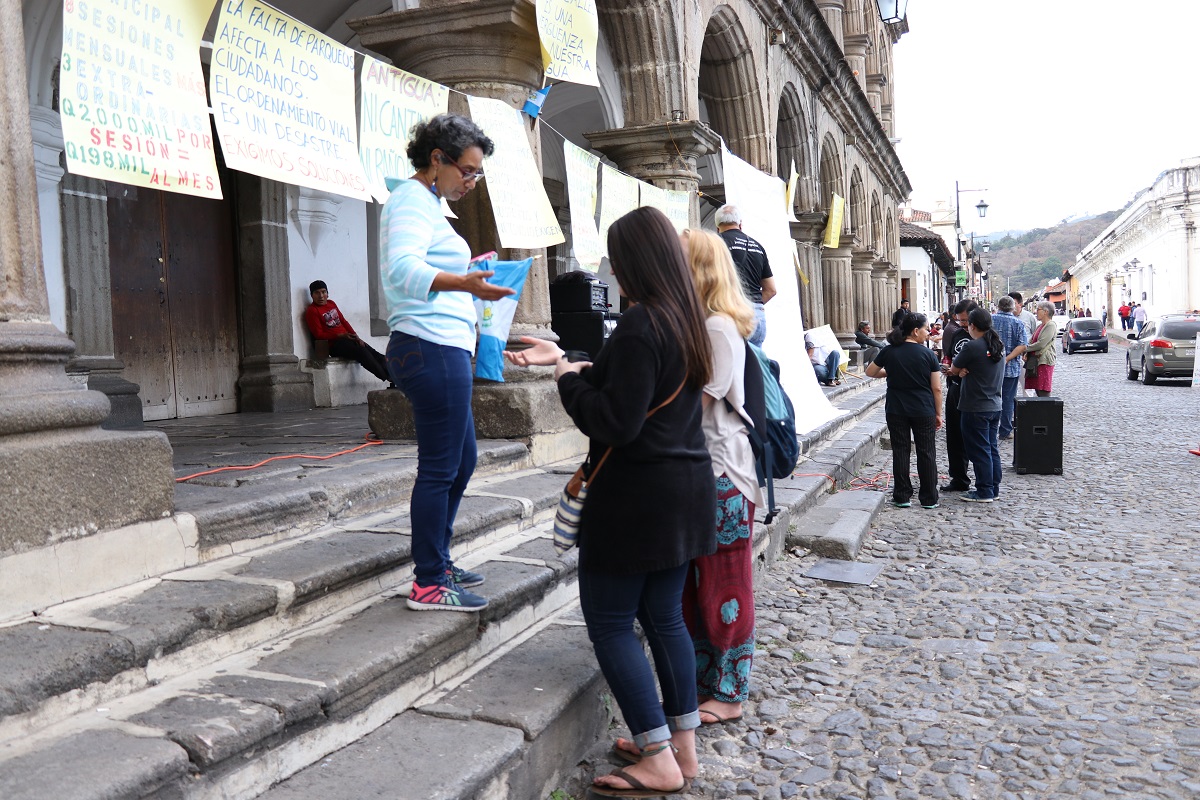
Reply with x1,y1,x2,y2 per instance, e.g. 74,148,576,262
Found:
386,333,477,587
960,410,1001,499
999,375,1020,438
749,303,766,347
578,563,701,748
812,350,841,385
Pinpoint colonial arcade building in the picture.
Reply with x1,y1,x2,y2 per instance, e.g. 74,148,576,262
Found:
6,0,910,549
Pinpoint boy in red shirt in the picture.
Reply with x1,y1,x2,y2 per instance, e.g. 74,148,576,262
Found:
304,280,392,385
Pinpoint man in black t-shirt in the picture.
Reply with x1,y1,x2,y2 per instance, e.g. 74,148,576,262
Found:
717,205,775,346
940,299,976,492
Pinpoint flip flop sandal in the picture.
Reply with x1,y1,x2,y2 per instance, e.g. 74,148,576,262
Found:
698,709,744,726
591,768,690,798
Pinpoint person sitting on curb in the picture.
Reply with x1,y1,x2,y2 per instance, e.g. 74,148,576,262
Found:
304,280,394,387
854,320,887,365
805,333,841,386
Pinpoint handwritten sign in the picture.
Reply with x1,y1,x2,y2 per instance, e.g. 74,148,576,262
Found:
638,180,670,219
209,0,370,201
822,194,845,249
665,189,691,233
466,96,564,249
597,163,638,255
59,0,221,197
535,0,599,87
563,141,604,271
358,55,449,203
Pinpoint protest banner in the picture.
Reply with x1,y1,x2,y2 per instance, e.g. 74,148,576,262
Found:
535,0,599,87
209,0,371,201
358,56,449,204
638,180,670,218
59,0,221,197
466,96,564,249
597,163,639,255
563,141,604,271
665,189,691,233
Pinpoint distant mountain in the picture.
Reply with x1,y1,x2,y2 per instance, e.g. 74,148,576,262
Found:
976,210,1125,297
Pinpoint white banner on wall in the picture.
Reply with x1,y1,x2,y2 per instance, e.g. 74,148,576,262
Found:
563,140,604,271
665,189,691,233
358,56,449,204
209,0,371,201
598,164,639,255
720,143,838,434
466,96,565,249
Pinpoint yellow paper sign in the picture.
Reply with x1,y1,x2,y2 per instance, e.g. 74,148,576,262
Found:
358,55,449,204
822,193,845,249
536,0,599,87
466,96,565,249
59,0,221,197
563,141,604,271
210,0,370,201
598,164,639,255
665,189,691,233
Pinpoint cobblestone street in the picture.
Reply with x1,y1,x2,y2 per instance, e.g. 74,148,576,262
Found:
686,344,1200,799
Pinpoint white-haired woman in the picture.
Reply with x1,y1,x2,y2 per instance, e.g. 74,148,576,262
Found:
1023,301,1058,396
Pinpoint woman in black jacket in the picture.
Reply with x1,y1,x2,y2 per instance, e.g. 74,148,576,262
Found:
505,207,714,796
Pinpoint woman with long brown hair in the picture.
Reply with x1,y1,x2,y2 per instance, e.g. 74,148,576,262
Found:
505,207,714,796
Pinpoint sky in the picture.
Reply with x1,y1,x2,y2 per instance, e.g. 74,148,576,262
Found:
892,0,1200,236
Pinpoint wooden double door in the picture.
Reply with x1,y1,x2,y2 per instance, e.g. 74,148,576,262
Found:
108,178,240,421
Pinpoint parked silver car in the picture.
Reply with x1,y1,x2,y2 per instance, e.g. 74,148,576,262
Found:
1125,313,1200,384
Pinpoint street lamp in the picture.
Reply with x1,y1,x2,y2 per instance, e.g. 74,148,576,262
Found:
954,180,989,260
878,0,908,24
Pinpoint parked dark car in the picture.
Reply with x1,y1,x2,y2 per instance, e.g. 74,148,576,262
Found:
1061,318,1107,354
1125,313,1200,384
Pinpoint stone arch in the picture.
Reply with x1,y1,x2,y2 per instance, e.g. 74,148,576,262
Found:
848,167,866,239
870,191,884,254
886,208,896,262
818,133,843,212
596,0,686,125
23,0,61,109
698,5,770,169
776,83,813,212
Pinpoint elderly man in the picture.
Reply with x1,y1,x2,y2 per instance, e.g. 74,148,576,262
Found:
992,295,1029,439
716,204,776,346
854,320,887,365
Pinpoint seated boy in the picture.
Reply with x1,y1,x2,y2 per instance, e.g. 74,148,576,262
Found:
304,280,392,386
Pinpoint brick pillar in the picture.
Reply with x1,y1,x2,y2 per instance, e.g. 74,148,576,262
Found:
0,0,172,553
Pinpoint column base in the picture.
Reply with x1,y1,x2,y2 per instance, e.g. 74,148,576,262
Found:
86,373,145,430
368,371,585,466
238,355,314,413
0,427,174,556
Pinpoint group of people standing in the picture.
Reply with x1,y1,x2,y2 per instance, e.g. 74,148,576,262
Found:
867,291,1060,509
362,112,772,796
1118,301,1148,333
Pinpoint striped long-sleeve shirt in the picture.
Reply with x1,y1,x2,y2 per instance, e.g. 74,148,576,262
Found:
380,177,476,352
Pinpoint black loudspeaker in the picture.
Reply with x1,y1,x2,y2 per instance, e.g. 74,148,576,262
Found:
1013,397,1063,475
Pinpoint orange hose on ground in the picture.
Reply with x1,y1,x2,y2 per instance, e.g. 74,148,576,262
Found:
175,438,383,483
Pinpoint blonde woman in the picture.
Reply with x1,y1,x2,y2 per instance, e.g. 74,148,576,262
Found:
679,229,764,726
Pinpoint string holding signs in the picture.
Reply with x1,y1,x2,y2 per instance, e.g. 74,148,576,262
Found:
209,0,371,201
535,0,599,87
358,56,449,204
563,141,604,272
59,0,221,197
465,96,564,249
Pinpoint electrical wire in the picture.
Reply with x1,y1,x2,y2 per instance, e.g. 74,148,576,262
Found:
175,437,384,483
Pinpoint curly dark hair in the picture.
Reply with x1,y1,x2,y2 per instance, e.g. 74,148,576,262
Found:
406,113,495,168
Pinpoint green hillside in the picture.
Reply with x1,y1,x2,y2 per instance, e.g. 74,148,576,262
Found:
979,210,1124,297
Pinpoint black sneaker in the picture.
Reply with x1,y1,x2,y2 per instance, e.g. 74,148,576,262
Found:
446,564,485,588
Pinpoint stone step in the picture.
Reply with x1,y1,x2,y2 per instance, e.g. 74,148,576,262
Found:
0,464,566,745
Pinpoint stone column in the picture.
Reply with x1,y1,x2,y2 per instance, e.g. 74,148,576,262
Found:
0,0,172,552
844,34,868,91
236,175,314,412
350,0,579,463
871,261,891,333
866,74,884,121
821,246,855,346
585,120,721,228
815,0,846,49
850,249,875,336
792,213,826,329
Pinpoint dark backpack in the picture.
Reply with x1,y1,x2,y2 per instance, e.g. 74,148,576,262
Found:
726,341,799,524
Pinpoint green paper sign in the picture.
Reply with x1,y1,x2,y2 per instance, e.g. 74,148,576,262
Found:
955,269,968,287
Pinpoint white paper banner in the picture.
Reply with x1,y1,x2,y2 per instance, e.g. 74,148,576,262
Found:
358,56,449,203
60,0,221,197
665,189,691,233
638,180,670,217
466,96,564,248
535,0,600,87
598,163,639,256
563,141,604,271
210,0,371,201
721,143,838,434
